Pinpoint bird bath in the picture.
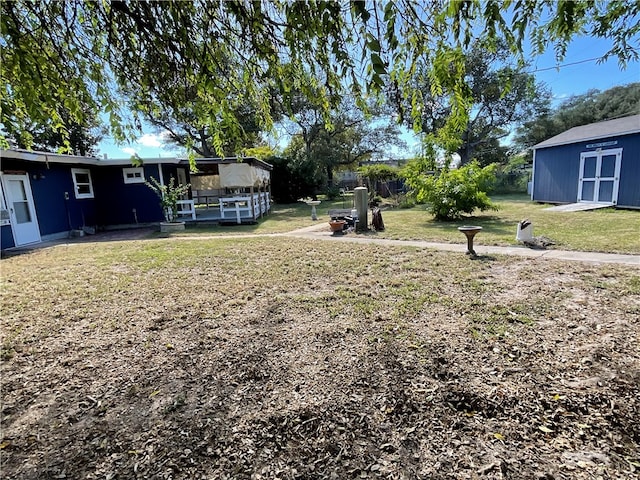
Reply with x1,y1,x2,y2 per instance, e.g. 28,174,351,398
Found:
306,200,321,220
458,226,482,256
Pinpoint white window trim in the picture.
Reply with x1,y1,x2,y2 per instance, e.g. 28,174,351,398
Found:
123,167,146,184
0,179,9,226
71,168,94,199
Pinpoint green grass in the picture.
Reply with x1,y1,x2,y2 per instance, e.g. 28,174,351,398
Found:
158,193,639,254
376,194,640,254
169,196,356,236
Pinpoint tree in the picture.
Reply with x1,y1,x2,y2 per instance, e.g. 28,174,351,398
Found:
358,163,400,199
514,82,640,151
281,94,405,188
2,96,104,155
2,1,638,155
130,53,279,157
404,40,551,166
273,100,405,203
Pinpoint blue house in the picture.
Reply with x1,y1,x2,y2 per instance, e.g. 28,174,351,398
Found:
531,114,640,208
0,149,272,250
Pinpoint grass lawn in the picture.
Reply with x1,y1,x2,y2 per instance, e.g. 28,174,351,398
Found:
178,194,640,254
171,196,356,237
1,237,639,478
377,195,640,254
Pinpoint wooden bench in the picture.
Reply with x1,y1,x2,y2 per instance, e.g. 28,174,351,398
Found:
328,208,358,228
328,208,353,220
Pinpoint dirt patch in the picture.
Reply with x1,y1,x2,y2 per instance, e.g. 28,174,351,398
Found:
1,238,639,479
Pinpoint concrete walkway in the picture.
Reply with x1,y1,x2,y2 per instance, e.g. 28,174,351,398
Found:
284,224,640,266
4,224,640,266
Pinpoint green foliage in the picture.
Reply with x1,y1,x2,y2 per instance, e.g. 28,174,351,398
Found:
324,185,342,200
514,83,640,153
403,161,498,221
358,164,399,183
2,98,104,155
146,176,191,223
1,0,637,157
358,163,401,200
242,145,278,160
404,40,550,165
282,93,405,188
493,155,531,194
268,154,321,203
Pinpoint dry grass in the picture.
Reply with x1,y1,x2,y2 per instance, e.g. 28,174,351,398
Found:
1,237,639,479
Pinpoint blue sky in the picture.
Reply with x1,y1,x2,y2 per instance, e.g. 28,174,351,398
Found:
97,35,639,160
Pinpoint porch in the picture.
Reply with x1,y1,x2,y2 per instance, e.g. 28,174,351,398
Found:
176,191,271,224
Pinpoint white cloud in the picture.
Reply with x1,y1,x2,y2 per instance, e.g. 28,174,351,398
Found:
121,147,138,156
137,133,163,148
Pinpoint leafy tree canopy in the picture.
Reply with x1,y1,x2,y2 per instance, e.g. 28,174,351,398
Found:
2,0,638,156
281,95,405,188
2,97,105,156
404,39,551,166
514,82,640,151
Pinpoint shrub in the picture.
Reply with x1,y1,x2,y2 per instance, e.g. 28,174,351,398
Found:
146,176,191,222
325,185,341,200
404,161,498,221
493,155,531,194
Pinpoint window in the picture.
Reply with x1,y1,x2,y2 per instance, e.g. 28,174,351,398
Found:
123,167,145,184
0,181,9,226
71,168,94,199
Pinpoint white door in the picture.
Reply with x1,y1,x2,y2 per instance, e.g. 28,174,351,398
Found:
578,148,622,204
1,174,41,245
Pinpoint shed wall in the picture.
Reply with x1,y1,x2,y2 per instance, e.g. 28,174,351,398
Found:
533,133,640,207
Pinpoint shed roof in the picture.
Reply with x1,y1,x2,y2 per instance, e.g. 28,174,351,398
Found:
533,114,640,149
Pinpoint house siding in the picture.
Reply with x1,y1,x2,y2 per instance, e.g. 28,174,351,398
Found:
92,164,164,226
0,158,172,245
1,225,15,249
533,133,640,207
1,158,98,235
616,135,640,208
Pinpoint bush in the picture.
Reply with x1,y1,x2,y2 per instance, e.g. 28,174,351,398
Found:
404,161,498,221
325,185,341,200
492,155,531,194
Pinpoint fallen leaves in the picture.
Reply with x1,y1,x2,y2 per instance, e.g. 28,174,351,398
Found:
1,237,638,479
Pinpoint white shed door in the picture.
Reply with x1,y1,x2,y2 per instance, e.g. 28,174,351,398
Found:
2,174,41,246
578,148,622,204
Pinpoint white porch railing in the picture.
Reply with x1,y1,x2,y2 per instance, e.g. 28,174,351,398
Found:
219,192,270,223
176,199,196,220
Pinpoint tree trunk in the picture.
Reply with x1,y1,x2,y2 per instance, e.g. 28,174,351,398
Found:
326,164,334,187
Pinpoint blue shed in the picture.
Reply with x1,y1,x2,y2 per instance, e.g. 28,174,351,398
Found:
532,114,640,208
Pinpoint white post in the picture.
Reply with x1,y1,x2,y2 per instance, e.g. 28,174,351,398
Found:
158,164,165,187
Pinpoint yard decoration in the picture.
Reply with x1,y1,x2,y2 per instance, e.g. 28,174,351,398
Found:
458,225,482,256
329,219,346,234
146,176,191,223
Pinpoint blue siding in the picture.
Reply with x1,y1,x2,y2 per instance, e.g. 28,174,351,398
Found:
1,225,15,249
93,164,164,225
533,133,640,207
1,156,190,250
616,135,640,208
0,159,97,235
